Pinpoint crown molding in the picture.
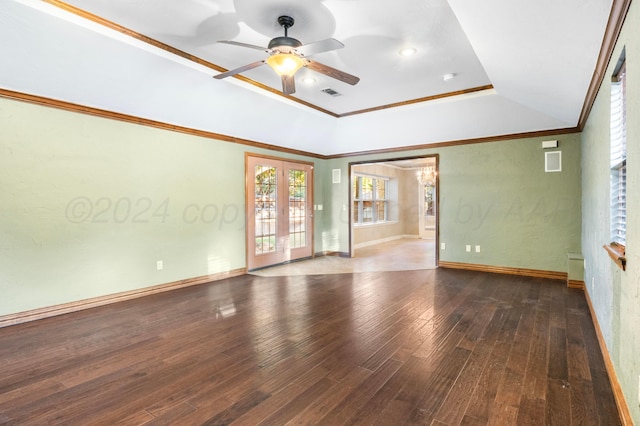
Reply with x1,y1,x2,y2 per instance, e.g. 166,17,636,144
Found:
0,88,326,159
1,88,581,160
577,0,632,130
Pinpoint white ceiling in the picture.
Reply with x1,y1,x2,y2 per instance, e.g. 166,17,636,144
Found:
0,0,612,156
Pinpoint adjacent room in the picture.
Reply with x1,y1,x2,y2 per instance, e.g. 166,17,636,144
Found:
1,0,638,424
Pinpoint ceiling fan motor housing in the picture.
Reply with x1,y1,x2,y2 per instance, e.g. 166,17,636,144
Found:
269,16,302,51
268,36,302,51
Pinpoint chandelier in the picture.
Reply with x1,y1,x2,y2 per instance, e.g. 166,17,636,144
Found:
417,167,436,186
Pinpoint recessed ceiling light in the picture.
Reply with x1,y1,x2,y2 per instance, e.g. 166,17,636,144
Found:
399,47,417,57
443,73,456,81
302,77,316,85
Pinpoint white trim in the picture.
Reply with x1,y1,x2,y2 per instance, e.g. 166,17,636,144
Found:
353,220,398,228
354,235,403,249
353,234,422,249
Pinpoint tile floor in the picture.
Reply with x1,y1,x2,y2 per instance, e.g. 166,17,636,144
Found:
251,238,436,277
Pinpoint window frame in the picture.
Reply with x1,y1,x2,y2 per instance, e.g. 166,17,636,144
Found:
352,174,389,225
605,51,627,271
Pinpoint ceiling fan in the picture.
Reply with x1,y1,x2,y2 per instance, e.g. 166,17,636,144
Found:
213,15,359,95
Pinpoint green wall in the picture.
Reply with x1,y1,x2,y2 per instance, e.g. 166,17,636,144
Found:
1,97,582,318
0,98,321,315
581,0,640,421
323,134,582,272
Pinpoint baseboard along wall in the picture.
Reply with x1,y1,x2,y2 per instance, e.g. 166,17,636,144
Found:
583,286,633,425
0,268,246,329
438,261,567,280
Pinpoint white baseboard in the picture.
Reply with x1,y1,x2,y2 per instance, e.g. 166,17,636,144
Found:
354,235,420,250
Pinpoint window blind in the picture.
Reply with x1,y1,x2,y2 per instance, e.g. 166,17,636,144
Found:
610,65,626,245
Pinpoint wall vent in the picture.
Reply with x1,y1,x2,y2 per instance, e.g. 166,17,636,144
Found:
545,151,562,172
321,88,341,97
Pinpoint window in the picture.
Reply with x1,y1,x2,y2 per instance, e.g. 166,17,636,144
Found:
610,53,626,246
605,49,627,271
353,174,388,224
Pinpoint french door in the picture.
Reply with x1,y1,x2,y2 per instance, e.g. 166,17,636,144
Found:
246,154,314,270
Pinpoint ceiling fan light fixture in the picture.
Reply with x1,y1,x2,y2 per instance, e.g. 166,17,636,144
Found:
266,53,305,77
213,15,359,94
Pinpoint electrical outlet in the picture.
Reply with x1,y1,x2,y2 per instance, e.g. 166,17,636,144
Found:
475,245,481,253
465,245,471,252
157,260,163,270
441,243,446,250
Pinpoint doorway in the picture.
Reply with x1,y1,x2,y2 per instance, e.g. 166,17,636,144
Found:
349,155,438,266
246,154,314,271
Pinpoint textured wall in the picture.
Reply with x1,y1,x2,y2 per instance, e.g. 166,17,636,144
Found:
581,1,640,422
0,92,584,359
400,168,421,237
0,98,319,316
438,137,581,271
324,134,582,272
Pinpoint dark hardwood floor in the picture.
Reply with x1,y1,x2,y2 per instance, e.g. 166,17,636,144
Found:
0,268,621,425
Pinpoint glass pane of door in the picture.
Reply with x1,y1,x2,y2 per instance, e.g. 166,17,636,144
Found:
255,165,277,255
288,169,306,249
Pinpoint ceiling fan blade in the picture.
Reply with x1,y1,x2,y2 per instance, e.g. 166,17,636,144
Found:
282,75,296,95
217,40,271,53
306,60,360,85
295,38,344,57
213,60,266,79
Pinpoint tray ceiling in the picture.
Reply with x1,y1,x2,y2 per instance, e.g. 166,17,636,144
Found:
0,0,614,155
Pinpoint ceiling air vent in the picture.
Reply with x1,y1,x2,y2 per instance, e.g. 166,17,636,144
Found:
321,88,342,97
